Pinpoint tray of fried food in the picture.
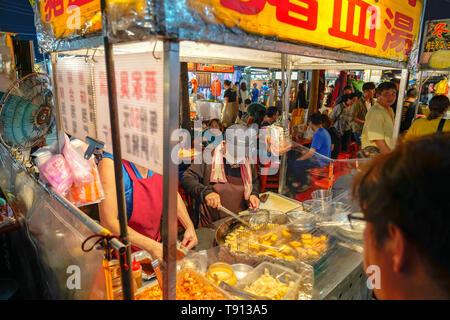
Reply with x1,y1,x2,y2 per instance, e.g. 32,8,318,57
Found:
223,222,278,253
135,269,232,300
229,224,329,264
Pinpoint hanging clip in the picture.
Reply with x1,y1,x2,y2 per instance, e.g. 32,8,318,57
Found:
84,136,104,160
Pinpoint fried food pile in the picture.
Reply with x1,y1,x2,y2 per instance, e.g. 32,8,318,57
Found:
224,224,328,261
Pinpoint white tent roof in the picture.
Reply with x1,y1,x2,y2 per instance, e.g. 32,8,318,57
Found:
60,40,397,71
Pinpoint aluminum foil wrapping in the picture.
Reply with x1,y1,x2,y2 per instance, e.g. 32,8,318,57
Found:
34,0,158,53
407,37,421,73
162,0,264,48
34,0,102,53
105,0,157,42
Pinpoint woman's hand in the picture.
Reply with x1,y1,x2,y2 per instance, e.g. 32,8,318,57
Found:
144,241,163,262
205,192,221,209
181,226,198,250
249,195,260,210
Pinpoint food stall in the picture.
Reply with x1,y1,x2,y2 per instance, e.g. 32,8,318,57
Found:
416,18,450,118
5,0,425,300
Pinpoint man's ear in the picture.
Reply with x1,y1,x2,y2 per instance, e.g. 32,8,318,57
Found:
387,223,406,273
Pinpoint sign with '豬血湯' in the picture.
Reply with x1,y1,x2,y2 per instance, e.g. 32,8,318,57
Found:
188,0,424,62
420,19,450,70
94,51,164,175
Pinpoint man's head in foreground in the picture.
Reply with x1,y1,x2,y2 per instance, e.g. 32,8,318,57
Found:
352,133,450,300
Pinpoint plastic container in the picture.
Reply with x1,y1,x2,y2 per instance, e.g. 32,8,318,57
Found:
132,257,143,290
132,250,154,280
32,148,54,168
311,189,332,202
302,199,327,213
206,262,237,286
176,269,233,300
285,210,317,233
231,264,254,281
236,262,301,300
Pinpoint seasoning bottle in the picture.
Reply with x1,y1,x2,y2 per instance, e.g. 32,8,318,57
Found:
132,257,143,290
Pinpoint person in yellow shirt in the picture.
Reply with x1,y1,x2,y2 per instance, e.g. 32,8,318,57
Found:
361,82,397,153
404,95,450,141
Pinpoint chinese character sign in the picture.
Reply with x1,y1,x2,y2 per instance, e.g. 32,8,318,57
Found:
38,0,101,39
190,0,424,62
55,57,97,140
420,19,450,70
94,51,164,175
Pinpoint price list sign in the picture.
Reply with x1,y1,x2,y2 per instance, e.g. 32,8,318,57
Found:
94,51,164,175
55,57,97,141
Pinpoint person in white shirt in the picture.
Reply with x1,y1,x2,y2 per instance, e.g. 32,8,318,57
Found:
238,82,250,119
350,82,376,147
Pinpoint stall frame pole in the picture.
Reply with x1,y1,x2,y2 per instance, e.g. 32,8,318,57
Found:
392,69,409,146
415,70,423,119
50,53,66,154
161,40,180,300
100,0,134,300
413,0,428,118
278,54,291,195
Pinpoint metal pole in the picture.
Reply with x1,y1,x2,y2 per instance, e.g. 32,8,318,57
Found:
413,0,427,119
392,69,409,146
278,54,291,195
414,70,423,119
50,53,66,154
100,0,133,300
161,40,180,300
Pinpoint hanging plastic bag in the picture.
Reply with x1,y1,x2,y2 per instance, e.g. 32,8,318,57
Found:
39,154,74,196
63,134,94,186
67,139,105,207
434,77,448,95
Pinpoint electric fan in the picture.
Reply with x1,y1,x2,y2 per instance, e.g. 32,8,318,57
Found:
0,73,54,153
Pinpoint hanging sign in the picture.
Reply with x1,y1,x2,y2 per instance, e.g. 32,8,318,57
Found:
189,0,424,62
55,57,97,141
37,0,101,39
187,62,195,71
419,19,450,70
94,51,164,175
196,63,234,73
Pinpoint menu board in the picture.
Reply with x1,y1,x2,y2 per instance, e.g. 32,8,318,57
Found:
55,57,97,141
94,51,164,175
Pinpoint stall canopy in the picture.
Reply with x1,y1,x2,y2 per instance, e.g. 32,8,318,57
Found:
35,0,423,71
58,40,399,71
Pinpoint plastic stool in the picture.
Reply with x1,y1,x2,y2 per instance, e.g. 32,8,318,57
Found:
260,162,280,192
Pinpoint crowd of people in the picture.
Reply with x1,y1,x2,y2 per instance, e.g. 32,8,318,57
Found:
93,75,449,300
321,79,449,156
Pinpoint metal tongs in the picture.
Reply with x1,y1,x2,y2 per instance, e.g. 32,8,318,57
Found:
219,205,254,229
219,282,271,300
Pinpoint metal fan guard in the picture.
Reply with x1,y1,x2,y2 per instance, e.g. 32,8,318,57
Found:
0,73,54,150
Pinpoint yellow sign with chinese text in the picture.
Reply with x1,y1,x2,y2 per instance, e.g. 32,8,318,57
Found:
38,0,101,39
420,19,450,70
188,0,424,62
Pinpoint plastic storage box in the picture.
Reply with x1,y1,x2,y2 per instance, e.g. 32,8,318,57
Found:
235,262,301,300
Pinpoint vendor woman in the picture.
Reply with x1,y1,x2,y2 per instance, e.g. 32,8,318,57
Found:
98,153,198,262
181,124,261,228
